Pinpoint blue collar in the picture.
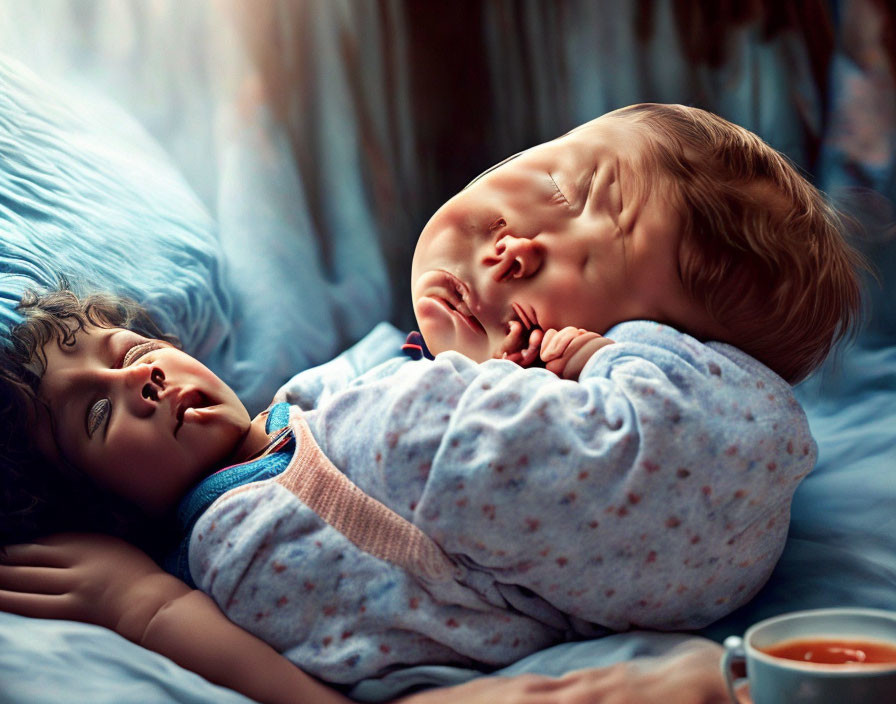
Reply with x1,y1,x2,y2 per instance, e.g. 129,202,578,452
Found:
164,402,294,585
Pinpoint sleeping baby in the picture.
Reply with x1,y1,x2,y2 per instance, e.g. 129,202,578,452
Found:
0,104,863,690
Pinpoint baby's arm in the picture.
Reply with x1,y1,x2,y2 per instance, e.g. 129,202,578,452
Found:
539,326,614,379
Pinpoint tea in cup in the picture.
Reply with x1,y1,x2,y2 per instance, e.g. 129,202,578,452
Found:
721,608,896,703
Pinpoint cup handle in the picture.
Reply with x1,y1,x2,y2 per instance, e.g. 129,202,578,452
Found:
721,635,747,703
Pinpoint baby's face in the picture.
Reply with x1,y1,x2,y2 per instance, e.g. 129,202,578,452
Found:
33,325,251,514
411,114,712,362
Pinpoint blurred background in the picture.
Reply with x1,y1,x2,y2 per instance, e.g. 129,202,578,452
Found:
0,0,892,332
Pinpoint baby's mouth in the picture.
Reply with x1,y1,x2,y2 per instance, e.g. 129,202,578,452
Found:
174,389,214,436
420,270,485,334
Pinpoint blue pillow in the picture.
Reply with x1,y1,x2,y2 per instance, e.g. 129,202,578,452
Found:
0,54,233,364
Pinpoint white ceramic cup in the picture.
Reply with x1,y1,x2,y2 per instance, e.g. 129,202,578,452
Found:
721,608,896,703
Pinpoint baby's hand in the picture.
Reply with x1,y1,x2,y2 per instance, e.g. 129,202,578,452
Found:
540,327,614,379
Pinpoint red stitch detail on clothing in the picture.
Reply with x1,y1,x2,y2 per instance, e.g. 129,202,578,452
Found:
197,533,203,542
518,455,529,466
677,584,688,593
494,463,505,473
456,497,468,508
627,492,641,504
323,637,332,646
605,589,615,597
691,535,701,544
409,500,417,511
725,445,738,456
701,486,712,496
489,633,503,644
578,470,589,480
708,362,721,376
556,557,568,567
766,462,777,471
786,441,794,454
387,432,400,448
767,394,776,401
409,597,420,609
276,596,289,607
341,630,353,640
380,644,391,654
617,506,629,517
323,605,337,616
756,380,765,388
314,540,322,548
715,597,727,605
482,504,496,520
646,551,657,563
540,548,550,557
255,612,266,621
418,462,431,478
359,605,366,613
734,489,747,499
803,444,811,455
445,618,459,628
676,468,691,478
272,561,286,573
738,560,752,568
375,452,382,463
588,520,599,529
642,460,660,473
666,516,681,528
303,580,315,592
209,521,216,532
525,518,541,532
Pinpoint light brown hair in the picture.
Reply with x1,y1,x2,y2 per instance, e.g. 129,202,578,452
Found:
614,103,865,382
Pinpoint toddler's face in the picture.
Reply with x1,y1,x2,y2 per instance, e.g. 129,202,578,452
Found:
33,325,251,514
411,114,712,362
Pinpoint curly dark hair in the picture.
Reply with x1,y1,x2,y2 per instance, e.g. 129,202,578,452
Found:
0,280,181,556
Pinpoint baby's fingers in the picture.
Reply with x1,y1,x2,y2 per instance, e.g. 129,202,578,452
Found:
540,326,584,362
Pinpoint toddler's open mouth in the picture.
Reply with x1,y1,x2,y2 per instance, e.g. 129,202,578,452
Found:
174,389,214,436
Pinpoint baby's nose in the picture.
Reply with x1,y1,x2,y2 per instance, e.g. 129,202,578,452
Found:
487,235,544,281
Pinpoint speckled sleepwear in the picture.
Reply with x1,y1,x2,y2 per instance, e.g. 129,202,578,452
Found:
173,321,815,684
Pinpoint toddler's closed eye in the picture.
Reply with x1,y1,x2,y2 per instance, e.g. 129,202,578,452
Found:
86,398,110,438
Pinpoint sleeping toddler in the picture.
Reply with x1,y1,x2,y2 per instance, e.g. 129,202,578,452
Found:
0,104,863,696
